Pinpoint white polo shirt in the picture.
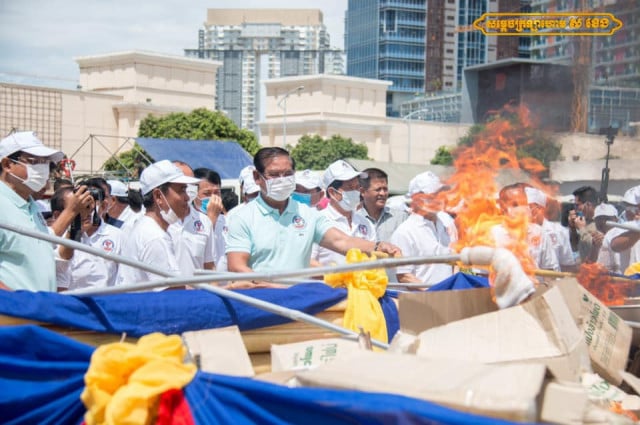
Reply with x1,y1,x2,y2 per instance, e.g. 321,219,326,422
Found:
542,219,576,268
116,215,180,286
491,222,560,271
225,194,333,272
598,227,624,274
168,206,215,275
312,204,376,266
390,213,454,286
57,221,123,290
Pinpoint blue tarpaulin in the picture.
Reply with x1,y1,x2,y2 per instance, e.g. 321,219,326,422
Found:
0,283,400,342
0,325,531,425
136,137,253,179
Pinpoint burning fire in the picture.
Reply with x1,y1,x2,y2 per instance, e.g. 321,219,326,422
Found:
440,103,552,276
576,262,631,306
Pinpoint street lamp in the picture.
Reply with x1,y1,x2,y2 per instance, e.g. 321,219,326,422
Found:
277,85,304,148
403,109,431,163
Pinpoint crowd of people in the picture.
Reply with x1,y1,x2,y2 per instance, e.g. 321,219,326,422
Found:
1,131,640,293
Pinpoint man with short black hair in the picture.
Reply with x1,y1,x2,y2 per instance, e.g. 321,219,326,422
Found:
568,185,603,263
226,148,400,286
357,167,407,243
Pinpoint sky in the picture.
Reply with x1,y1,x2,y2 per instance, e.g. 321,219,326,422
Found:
0,0,347,89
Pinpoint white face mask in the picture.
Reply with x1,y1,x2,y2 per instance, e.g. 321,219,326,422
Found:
10,160,50,192
186,184,198,203
159,192,181,225
263,175,296,202
334,189,360,212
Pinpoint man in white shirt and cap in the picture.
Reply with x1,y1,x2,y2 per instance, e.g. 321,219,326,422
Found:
526,187,576,272
390,171,454,285
116,160,199,287
311,160,377,266
594,203,622,273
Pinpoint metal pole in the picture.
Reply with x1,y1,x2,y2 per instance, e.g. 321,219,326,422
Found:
283,96,287,148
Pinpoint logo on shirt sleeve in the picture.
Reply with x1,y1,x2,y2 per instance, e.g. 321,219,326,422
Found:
292,215,307,229
102,239,115,253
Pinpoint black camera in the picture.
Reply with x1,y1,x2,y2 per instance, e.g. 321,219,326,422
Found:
599,126,619,145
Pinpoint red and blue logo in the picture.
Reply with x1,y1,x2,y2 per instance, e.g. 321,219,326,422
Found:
193,220,204,232
292,215,306,229
102,239,114,253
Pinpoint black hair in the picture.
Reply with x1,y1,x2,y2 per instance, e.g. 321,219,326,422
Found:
82,177,110,197
142,182,170,209
50,186,74,213
359,168,388,190
128,188,143,212
222,190,239,213
328,180,344,192
253,147,295,174
194,168,221,186
572,186,599,204
53,178,73,191
0,151,23,173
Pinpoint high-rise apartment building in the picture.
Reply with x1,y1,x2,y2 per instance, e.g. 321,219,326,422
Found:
346,0,426,116
185,9,344,131
527,0,639,132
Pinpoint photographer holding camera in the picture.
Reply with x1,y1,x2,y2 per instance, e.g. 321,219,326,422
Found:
50,182,123,291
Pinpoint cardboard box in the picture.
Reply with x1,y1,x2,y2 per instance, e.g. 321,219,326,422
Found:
398,287,497,335
182,326,254,377
540,381,589,425
414,285,592,382
270,337,362,372
552,278,632,385
296,351,546,422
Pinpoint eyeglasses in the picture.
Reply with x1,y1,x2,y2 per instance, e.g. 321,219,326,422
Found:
18,155,51,165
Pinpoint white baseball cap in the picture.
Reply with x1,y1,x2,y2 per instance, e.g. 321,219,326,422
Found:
594,203,618,218
321,160,365,189
295,169,321,190
524,187,547,207
623,186,640,206
107,180,128,198
0,131,64,163
140,160,200,195
407,171,443,196
239,165,260,195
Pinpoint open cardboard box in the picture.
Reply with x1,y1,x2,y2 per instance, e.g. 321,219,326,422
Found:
296,350,546,422
395,278,631,385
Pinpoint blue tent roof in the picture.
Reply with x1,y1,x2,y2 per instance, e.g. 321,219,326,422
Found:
136,138,253,179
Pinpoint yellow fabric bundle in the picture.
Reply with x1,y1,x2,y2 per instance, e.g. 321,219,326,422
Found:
81,333,197,425
324,248,389,343
625,262,640,276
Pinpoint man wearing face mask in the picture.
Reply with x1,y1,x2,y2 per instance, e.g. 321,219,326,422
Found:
225,148,401,286
116,160,199,287
292,170,324,209
311,160,376,266
491,183,559,271
0,131,65,291
389,171,454,285
169,162,217,276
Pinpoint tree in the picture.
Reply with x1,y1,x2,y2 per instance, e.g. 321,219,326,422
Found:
430,146,454,166
103,108,260,175
289,134,369,170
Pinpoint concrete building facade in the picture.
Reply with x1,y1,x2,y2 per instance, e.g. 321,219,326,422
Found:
1,51,220,174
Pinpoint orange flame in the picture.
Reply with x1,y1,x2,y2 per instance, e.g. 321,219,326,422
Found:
576,262,631,306
440,103,552,276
